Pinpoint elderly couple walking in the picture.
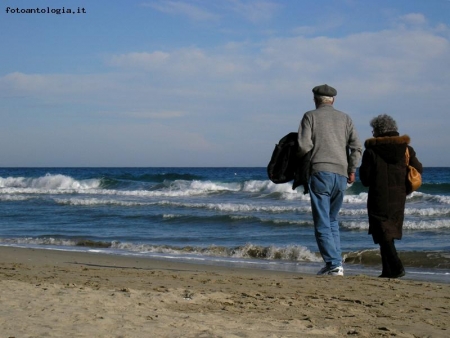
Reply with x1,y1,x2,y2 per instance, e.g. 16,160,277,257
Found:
297,84,423,278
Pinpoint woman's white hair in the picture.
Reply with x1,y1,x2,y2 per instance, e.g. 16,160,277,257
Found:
370,114,398,135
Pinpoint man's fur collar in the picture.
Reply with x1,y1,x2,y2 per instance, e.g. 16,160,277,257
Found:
364,134,410,148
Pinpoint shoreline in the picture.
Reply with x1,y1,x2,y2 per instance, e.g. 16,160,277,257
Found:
1,246,449,337
2,243,449,284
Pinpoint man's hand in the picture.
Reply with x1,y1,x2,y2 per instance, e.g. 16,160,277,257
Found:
347,172,356,184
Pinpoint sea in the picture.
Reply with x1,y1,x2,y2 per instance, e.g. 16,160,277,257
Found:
1,167,449,283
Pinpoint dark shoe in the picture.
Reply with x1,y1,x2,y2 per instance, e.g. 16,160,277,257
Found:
379,270,405,278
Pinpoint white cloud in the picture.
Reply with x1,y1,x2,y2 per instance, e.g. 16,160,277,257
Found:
399,13,427,26
107,48,249,79
2,18,450,166
227,0,280,23
142,1,219,22
142,0,280,24
3,24,449,106
291,25,321,36
109,52,170,70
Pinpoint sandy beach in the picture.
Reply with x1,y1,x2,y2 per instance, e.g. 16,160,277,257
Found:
0,247,448,337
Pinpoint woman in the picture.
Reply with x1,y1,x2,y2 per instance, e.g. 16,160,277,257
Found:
359,114,422,278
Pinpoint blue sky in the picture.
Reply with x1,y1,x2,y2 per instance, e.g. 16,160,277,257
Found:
1,0,449,167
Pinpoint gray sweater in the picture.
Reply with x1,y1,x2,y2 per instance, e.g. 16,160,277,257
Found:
297,104,362,178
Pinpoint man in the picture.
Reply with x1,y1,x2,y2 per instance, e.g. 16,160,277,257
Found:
297,84,362,276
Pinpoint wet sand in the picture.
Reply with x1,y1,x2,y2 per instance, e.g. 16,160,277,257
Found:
0,246,449,337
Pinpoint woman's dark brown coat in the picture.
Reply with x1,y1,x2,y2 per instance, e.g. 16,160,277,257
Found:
359,133,423,243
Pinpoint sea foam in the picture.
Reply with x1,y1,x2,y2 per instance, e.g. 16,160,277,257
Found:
0,174,100,190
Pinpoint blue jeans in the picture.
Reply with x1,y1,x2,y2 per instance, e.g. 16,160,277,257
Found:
309,171,347,268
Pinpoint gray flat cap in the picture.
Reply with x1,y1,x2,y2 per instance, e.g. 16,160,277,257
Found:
312,84,337,97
